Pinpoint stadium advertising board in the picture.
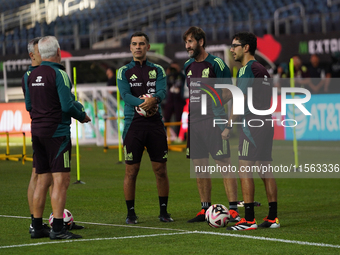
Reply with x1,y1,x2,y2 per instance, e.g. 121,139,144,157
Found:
285,93,340,140
0,102,31,135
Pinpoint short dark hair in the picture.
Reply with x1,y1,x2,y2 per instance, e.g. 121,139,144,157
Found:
107,67,114,72
232,32,257,56
130,31,149,44
27,37,42,54
183,26,206,48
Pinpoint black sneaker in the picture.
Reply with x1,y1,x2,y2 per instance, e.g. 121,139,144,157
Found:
187,209,206,223
31,227,50,239
68,222,85,230
159,213,174,222
50,226,82,240
229,209,241,223
29,223,50,234
226,218,258,231
258,217,280,228
126,215,138,224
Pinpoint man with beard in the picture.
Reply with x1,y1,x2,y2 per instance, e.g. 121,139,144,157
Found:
183,26,240,223
225,32,279,230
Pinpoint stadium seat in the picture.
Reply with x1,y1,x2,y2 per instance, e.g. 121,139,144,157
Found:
216,25,230,41
156,29,167,43
1,0,340,51
253,21,265,37
307,15,322,34
332,14,340,31
291,18,304,34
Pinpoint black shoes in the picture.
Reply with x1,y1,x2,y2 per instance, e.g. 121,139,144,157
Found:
50,226,82,240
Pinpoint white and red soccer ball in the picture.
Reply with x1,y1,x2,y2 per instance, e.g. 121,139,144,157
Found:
205,204,230,228
135,94,158,117
49,209,74,228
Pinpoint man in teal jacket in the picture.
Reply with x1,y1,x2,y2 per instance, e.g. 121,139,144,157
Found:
24,36,91,239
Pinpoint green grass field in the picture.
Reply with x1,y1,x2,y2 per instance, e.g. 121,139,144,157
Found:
1,137,340,254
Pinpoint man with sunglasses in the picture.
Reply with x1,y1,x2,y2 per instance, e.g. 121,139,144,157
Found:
225,32,279,230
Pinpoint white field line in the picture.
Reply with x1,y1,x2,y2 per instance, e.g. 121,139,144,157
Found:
0,215,340,249
272,145,340,151
0,215,186,232
0,232,192,249
196,231,340,249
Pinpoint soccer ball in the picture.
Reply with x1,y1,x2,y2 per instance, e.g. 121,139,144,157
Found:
135,94,158,117
49,209,74,228
205,204,230,228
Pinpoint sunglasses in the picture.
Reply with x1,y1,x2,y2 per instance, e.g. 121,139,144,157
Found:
230,43,244,49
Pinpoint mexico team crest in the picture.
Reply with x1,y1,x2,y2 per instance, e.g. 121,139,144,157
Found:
149,70,157,79
202,68,209,78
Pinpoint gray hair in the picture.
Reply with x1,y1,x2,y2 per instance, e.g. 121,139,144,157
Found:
27,37,41,54
38,36,60,59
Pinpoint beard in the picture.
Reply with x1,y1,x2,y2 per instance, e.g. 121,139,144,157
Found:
233,54,241,62
187,46,201,59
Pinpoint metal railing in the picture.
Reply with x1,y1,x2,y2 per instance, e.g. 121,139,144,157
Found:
0,0,339,55
274,3,306,36
0,0,95,34
91,0,210,43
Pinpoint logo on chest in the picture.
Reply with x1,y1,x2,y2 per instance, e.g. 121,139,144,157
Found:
149,70,157,79
129,74,142,87
130,74,138,81
202,68,210,78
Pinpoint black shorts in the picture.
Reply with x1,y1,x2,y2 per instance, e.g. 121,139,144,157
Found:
32,135,71,174
32,152,36,168
123,128,168,164
187,118,230,160
238,115,273,161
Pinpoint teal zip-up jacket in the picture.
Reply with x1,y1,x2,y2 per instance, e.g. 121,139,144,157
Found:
23,61,85,137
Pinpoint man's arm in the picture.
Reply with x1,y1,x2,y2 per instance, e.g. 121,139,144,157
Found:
221,94,245,140
117,66,143,106
222,88,233,104
56,70,86,122
323,72,331,92
214,58,233,104
22,72,32,112
139,65,166,111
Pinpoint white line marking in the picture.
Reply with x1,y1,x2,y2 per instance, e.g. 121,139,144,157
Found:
195,231,340,249
0,215,30,220
273,145,340,151
0,215,186,232
0,232,191,249
1,215,339,250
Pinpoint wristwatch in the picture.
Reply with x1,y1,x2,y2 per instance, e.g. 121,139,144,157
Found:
153,95,161,104
225,124,232,130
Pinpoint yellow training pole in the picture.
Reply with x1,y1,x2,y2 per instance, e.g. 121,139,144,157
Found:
289,58,299,170
233,66,238,78
22,132,26,164
73,67,84,184
116,84,123,164
6,132,10,156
